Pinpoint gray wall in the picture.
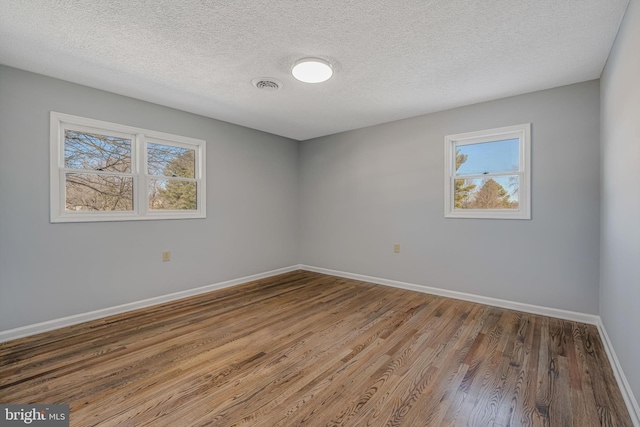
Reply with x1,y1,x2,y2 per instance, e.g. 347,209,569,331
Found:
600,0,640,407
300,81,601,314
0,66,299,331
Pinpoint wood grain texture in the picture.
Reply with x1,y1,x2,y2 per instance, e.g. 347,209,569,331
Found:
0,270,633,426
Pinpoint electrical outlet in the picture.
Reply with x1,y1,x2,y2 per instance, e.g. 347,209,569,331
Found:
162,251,171,262
394,244,400,253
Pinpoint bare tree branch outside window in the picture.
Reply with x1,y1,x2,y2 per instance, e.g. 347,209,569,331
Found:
147,143,196,210
64,130,133,211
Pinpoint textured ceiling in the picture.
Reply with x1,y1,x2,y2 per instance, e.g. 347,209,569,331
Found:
0,0,629,140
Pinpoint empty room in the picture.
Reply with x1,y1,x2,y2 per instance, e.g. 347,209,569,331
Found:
0,1,638,426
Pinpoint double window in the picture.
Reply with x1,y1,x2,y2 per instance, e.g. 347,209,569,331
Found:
50,112,206,222
444,124,531,219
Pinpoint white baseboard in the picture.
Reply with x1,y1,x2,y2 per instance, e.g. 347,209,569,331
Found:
596,321,640,427
0,265,300,343
300,264,639,425
300,265,599,324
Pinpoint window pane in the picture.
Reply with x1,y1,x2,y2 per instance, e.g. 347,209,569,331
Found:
149,179,197,210
147,143,195,178
454,176,519,210
64,130,131,172
65,173,133,211
455,138,519,176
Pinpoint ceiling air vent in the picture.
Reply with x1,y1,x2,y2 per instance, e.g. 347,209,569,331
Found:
252,78,282,91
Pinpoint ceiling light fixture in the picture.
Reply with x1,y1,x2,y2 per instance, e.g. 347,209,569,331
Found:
291,58,333,83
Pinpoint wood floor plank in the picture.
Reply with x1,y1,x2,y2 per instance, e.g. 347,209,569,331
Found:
0,270,633,426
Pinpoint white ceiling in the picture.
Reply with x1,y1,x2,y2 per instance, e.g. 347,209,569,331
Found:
0,0,629,141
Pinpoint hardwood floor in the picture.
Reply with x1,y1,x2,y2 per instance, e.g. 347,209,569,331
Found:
0,270,632,426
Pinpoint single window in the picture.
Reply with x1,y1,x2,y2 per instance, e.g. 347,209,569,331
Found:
444,124,531,219
50,112,206,222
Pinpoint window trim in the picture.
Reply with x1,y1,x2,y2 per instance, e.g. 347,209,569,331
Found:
50,111,206,223
444,123,531,220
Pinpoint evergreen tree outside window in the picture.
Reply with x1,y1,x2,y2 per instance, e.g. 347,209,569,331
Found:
444,124,531,219
50,112,206,222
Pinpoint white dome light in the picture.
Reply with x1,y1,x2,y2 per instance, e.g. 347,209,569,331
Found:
292,58,333,83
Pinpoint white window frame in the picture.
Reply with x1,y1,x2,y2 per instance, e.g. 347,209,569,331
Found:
444,123,531,220
50,111,206,223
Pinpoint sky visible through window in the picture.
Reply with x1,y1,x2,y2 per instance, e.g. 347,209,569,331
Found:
456,138,519,175
455,138,520,204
